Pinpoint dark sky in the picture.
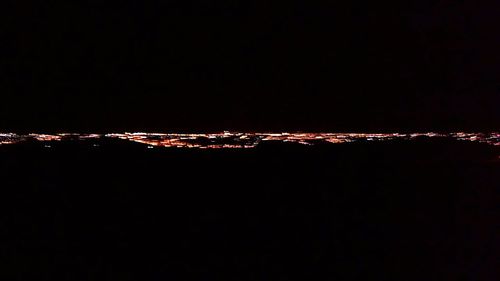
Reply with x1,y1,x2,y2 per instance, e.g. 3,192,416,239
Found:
2,1,499,132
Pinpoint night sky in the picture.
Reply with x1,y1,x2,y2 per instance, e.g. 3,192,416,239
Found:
2,1,499,132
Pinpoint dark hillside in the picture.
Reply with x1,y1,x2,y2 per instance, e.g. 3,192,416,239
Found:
0,140,498,280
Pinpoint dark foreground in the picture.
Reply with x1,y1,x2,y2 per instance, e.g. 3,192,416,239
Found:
0,139,498,280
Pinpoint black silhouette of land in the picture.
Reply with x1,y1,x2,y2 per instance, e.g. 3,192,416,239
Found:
0,138,498,280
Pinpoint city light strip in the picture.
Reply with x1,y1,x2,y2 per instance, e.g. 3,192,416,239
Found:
0,132,499,148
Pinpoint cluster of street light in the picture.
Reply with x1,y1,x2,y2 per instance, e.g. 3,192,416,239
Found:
104,132,500,148
0,132,499,148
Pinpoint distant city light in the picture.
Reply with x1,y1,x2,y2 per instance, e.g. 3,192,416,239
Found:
0,132,499,149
